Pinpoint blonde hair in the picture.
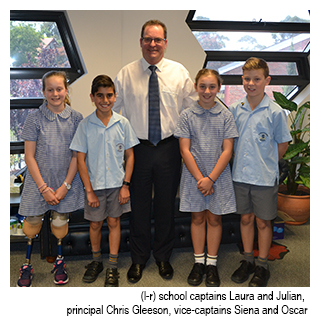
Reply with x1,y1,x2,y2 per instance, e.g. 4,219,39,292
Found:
195,68,223,86
242,57,269,78
42,70,71,106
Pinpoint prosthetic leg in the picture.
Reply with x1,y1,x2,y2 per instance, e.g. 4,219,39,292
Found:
23,215,44,264
50,211,69,257
50,211,69,285
17,215,44,287
17,212,70,287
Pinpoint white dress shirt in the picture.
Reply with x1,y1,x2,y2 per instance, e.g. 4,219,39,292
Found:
113,57,197,140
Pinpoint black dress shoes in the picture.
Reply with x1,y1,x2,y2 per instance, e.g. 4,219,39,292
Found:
249,266,270,287
104,268,119,287
127,263,145,283
231,260,255,284
205,265,220,287
82,261,103,283
156,261,174,280
187,263,205,286
188,263,220,287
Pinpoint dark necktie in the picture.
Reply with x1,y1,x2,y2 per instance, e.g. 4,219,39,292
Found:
148,65,161,145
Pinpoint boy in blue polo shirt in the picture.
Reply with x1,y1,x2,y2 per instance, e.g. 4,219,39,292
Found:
229,57,292,287
70,75,139,286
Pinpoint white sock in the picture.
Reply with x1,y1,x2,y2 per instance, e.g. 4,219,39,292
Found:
206,254,218,266
194,253,205,264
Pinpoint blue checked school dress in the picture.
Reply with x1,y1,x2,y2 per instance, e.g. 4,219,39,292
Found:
18,103,84,216
174,101,238,215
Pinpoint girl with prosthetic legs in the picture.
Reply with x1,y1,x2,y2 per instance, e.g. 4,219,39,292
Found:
17,71,84,287
20,211,70,285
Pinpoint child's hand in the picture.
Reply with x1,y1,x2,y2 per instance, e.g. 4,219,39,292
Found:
197,177,214,196
119,186,130,205
87,192,100,208
206,186,214,196
55,184,68,201
42,188,60,205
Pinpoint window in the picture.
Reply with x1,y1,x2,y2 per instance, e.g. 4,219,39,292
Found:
186,10,310,105
191,10,310,23
10,10,85,175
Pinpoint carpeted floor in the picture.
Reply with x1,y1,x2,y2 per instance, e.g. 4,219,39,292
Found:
10,219,310,288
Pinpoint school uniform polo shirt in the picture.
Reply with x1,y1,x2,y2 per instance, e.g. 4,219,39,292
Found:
70,110,139,191
229,94,292,186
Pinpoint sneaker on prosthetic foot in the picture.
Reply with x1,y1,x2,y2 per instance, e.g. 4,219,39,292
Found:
51,257,69,285
17,264,33,287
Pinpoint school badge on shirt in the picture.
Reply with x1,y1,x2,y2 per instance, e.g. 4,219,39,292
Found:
259,132,268,142
116,143,124,152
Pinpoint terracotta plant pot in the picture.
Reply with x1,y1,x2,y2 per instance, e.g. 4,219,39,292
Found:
277,184,310,225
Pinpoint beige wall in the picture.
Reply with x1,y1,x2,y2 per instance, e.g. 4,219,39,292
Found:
65,10,310,119
66,10,205,117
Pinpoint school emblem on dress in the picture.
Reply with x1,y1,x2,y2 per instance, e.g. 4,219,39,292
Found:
116,143,124,152
259,132,268,142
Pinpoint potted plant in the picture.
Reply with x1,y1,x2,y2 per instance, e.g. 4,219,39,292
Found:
273,91,310,224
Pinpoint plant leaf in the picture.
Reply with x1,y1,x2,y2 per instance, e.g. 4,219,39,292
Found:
299,175,310,189
294,103,309,129
291,156,310,165
298,165,310,175
273,91,297,112
283,143,309,160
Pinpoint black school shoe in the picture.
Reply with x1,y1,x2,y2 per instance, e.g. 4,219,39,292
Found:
187,263,205,286
231,260,256,284
205,265,220,287
249,266,270,287
156,261,174,280
127,263,145,283
82,261,103,283
104,268,119,287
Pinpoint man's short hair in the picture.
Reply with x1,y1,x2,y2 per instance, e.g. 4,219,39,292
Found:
141,20,167,39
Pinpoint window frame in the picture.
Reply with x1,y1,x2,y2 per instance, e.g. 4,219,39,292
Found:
10,10,85,155
186,10,310,100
